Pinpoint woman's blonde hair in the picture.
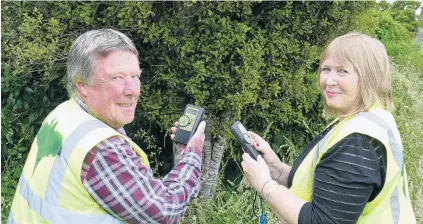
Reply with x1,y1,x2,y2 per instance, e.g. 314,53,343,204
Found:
319,32,393,117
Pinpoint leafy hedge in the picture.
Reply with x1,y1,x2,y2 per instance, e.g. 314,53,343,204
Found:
1,0,368,170
2,1,421,222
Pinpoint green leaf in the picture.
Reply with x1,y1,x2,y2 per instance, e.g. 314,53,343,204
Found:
24,87,35,93
34,119,63,174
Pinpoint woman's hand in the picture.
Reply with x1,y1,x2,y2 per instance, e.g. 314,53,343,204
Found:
248,131,284,179
241,153,272,193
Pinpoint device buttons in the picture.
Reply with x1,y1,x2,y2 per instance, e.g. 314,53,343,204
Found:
179,115,191,127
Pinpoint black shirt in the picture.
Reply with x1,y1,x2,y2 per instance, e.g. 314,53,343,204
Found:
288,124,387,224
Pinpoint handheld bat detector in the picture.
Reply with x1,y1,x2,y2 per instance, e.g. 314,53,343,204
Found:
173,104,205,144
230,121,261,160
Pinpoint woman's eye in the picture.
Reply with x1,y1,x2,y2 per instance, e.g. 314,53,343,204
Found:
131,74,140,79
112,76,122,80
338,69,348,75
322,67,330,72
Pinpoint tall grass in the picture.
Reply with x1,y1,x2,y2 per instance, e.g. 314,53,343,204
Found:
391,63,423,222
182,174,280,224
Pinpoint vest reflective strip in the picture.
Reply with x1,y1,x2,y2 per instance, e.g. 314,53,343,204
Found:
391,187,400,224
311,127,335,195
45,120,111,205
10,120,122,224
359,112,403,224
9,176,122,224
359,112,403,169
7,211,15,224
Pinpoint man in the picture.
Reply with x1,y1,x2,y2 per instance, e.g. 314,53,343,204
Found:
8,29,205,224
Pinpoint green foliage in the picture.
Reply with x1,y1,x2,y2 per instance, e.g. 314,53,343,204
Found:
2,1,422,223
131,1,370,154
132,128,165,175
349,1,423,69
389,1,422,34
376,11,419,65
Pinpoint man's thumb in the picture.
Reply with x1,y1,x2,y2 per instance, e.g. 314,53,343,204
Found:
194,121,206,136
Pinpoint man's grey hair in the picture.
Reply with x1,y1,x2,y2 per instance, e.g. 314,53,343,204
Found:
66,29,138,96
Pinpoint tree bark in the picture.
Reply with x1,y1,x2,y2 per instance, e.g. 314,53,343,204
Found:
199,135,226,198
173,141,181,165
200,120,213,189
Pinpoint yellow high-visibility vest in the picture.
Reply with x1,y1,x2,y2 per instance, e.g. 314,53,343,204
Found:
289,106,416,223
8,99,149,224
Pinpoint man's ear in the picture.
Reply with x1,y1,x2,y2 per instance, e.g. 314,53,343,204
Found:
76,81,88,97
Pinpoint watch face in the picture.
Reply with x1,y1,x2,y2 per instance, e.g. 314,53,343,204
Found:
179,115,191,127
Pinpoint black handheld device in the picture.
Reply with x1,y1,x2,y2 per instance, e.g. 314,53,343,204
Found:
230,121,261,160
174,104,205,144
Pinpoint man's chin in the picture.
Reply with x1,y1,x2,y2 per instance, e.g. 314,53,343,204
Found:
125,116,135,125
112,116,135,129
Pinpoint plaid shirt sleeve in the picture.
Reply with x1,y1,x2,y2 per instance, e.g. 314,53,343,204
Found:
80,136,202,224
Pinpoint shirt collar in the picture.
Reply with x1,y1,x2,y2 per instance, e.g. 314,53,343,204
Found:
74,96,93,116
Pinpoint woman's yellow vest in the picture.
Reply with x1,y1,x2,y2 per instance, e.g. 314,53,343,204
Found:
8,99,150,224
289,107,416,223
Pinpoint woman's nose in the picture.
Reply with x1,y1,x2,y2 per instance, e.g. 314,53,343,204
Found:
325,73,338,86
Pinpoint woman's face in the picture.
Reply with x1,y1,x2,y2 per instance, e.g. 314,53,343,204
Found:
319,56,359,115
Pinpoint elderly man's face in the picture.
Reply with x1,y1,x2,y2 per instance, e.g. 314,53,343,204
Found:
79,50,141,129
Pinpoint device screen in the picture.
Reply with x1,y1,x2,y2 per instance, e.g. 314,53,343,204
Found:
237,122,247,134
187,108,198,115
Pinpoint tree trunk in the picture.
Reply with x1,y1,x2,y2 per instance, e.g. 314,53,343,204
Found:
200,120,213,191
173,141,181,165
199,134,225,198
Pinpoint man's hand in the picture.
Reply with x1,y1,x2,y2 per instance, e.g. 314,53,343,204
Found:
186,121,206,150
170,121,206,152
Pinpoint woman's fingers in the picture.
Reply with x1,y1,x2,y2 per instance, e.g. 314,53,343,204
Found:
247,131,274,155
247,131,261,142
253,141,263,151
242,152,254,162
257,155,264,162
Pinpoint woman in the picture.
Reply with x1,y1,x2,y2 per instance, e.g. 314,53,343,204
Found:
241,32,416,224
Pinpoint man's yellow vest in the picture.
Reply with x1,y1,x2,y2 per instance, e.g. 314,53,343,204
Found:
289,107,416,223
8,99,150,224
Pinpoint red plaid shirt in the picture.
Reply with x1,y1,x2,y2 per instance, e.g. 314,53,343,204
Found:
75,97,202,224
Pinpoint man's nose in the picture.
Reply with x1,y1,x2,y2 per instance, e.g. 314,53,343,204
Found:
123,78,140,96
